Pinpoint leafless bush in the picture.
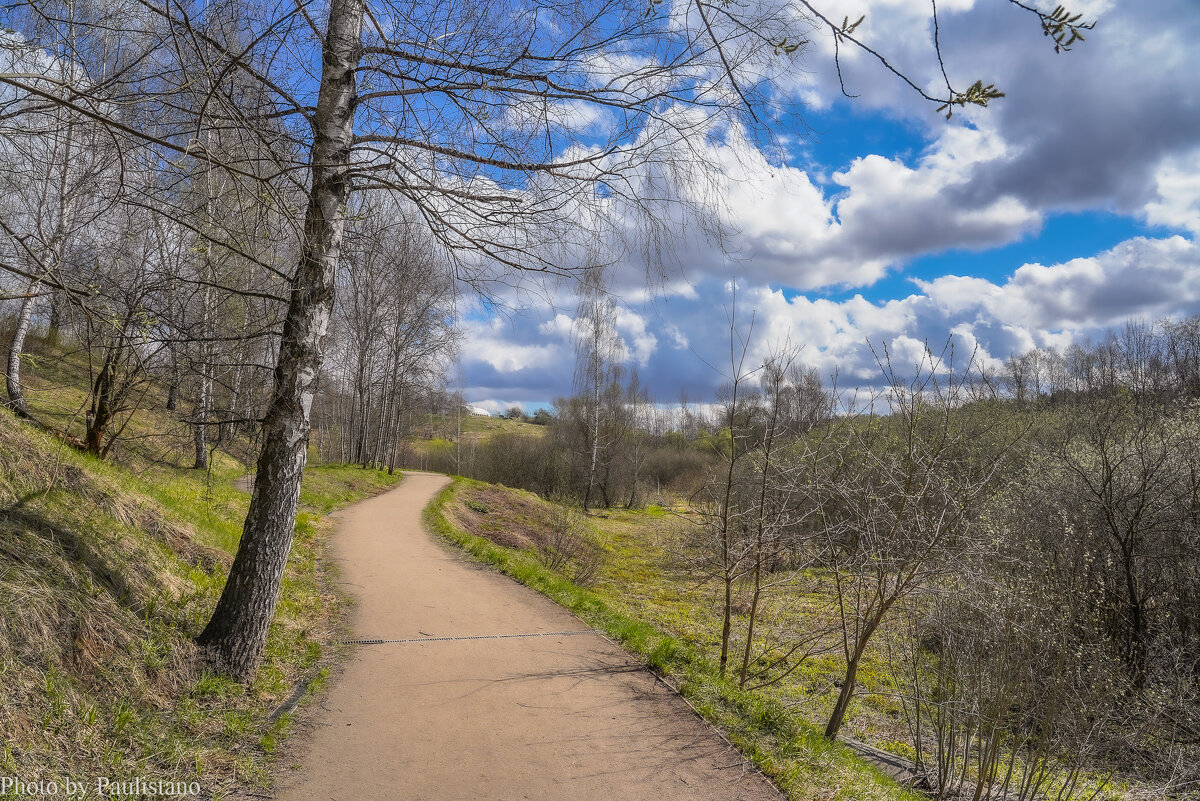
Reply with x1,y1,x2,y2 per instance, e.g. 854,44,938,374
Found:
539,506,604,586
469,432,568,497
643,446,718,498
890,559,1126,801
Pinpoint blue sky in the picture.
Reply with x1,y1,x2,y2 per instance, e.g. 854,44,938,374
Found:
455,0,1200,414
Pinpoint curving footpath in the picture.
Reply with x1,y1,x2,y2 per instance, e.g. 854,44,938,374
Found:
273,471,783,801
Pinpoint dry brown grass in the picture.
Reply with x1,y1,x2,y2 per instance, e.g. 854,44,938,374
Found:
0,412,209,782
448,482,604,585
448,484,553,549
0,379,399,793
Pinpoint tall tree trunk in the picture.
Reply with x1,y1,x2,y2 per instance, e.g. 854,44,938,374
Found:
45,294,63,349
166,355,180,410
371,372,394,470
717,393,739,678
584,386,600,510
193,362,212,469
224,354,244,442
740,400,779,688
197,0,364,681
86,357,115,457
824,641,865,741
5,286,37,417
193,122,216,468
386,385,405,472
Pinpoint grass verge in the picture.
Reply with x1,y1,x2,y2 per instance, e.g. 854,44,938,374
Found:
0,405,401,799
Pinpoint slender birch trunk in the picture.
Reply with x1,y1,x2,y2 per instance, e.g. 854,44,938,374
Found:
197,0,364,680
5,287,37,417
193,121,218,469
166,352,180,411
193,357,212,469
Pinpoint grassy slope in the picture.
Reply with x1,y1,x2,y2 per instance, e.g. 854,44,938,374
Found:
401,413,545,453
0,340,401,798
425,477,926,801
589,506,909,747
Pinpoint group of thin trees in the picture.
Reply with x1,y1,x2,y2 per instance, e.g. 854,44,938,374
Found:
0,5,291,461
311,206,460,470
0,16,455,471
663,323,1192,797
998,317,1200,404
414,281,718,505
685,327,1200,798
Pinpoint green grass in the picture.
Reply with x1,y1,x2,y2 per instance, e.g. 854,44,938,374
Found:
298,464,401,514
398,412,546,459
0,343,403,796
595,510,882,723
424,477,925,801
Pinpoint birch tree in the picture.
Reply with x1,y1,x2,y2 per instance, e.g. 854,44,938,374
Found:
571,275,625,510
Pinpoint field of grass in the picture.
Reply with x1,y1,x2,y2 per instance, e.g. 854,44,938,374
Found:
585,505,915,745
0,337,402,798
396,412,546,462
426,477,927,801
405,411,545,444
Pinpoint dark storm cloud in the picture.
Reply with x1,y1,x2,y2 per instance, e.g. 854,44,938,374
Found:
943,1,1200,215
459,358,566,398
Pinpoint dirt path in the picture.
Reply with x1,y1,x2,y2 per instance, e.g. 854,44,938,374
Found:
273,472,784,801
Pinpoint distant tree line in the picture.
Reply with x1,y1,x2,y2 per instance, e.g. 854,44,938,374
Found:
993,317,1200,405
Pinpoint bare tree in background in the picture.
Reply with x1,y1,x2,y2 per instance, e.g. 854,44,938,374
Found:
812,344,1009,740
683,297,762,678
622,369,652,508
317,201,459,470
736,352,833,689
571,274,626,511
74,207,172,457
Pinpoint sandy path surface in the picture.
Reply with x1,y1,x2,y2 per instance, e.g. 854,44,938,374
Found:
273,472,784,801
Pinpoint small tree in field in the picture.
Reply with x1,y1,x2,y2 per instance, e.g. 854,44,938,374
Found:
811,343,1010,740
682,299,762,677
736,351,832,689
570,275,626,510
